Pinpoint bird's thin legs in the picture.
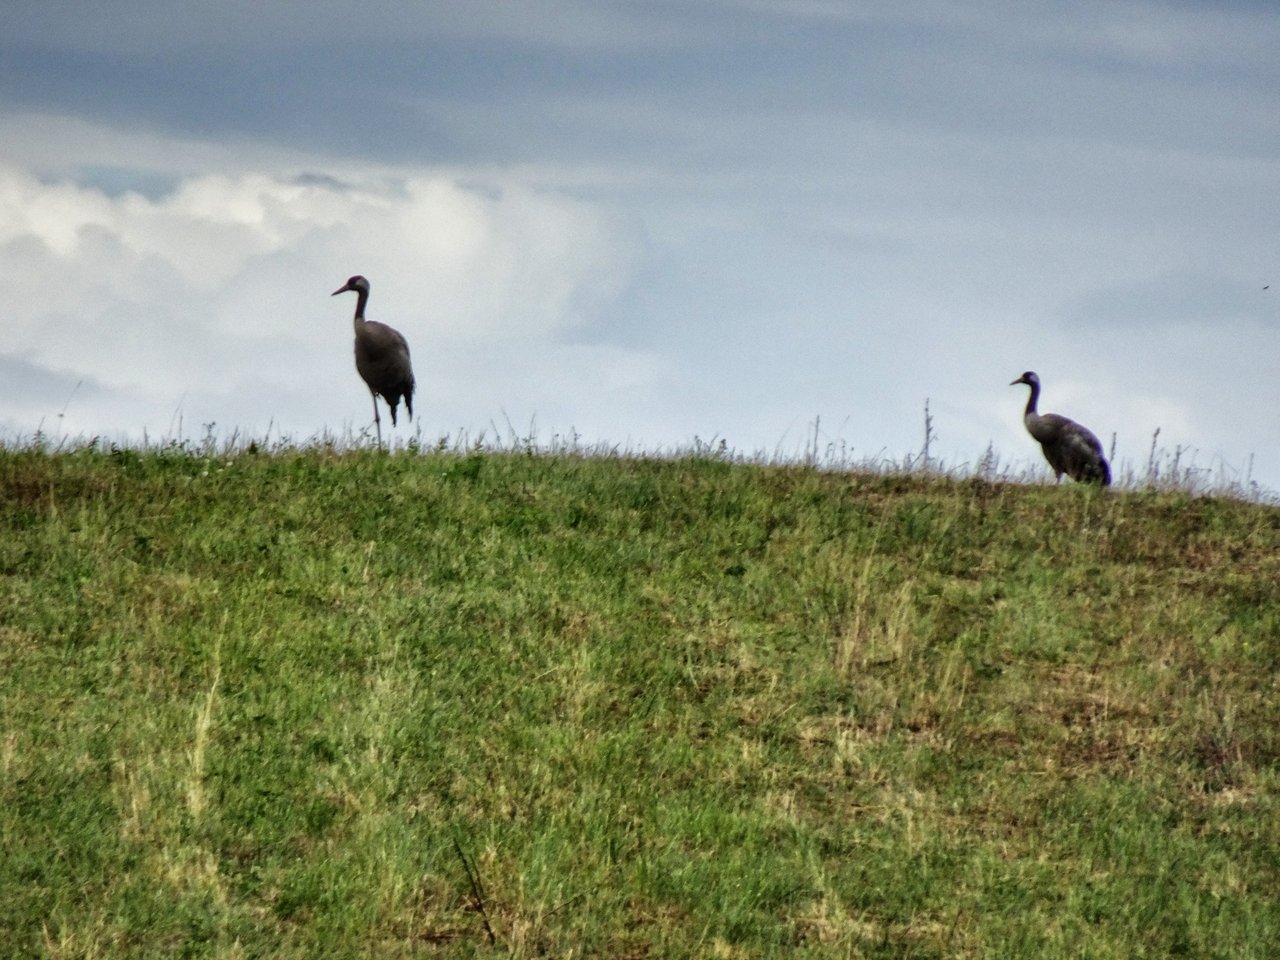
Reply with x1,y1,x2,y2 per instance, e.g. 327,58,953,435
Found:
370,391,383,447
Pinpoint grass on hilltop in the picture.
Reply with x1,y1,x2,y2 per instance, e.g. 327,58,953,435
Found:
1,440,1278,958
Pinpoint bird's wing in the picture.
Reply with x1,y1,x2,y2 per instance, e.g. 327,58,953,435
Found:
364,320,411,356
1055,418,1110,482
1065,421,1105,457
1036,414,1103,452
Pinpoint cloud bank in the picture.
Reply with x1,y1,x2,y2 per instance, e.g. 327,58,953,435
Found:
0,159,646,444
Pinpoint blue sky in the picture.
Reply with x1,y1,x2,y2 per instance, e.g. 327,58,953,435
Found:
2,2,1278,490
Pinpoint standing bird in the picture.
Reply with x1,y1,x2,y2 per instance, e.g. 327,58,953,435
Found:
331,275,415,446
1010,371,1110,486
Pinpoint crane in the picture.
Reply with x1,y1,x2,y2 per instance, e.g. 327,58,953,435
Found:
331,275,415,446
1010,371,1110,485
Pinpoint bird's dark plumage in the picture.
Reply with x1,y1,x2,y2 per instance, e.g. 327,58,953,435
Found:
332,275,415,444
1010,371,1110,486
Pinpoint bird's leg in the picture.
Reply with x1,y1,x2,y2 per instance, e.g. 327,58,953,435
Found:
370,391,383,447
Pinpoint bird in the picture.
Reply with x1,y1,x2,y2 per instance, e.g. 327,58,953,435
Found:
1009,371,1110,486
331,275,415,446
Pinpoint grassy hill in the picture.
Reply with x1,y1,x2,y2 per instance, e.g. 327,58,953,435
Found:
2,444,1278,958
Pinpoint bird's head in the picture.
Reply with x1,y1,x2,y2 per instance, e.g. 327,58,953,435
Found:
332,275,369,297
1010,371,1039,388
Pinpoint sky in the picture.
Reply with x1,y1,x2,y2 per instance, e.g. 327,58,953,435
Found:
2,1,1278,492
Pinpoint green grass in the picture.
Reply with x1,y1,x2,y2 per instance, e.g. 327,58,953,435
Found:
2,444,1278,957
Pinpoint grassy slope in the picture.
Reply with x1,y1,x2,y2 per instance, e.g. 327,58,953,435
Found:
1,446,1278,958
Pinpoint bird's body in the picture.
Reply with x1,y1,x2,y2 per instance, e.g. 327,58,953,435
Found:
1010,371,1110,486
332,275,415,444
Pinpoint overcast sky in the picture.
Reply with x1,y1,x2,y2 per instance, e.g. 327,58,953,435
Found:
2,1,1277,492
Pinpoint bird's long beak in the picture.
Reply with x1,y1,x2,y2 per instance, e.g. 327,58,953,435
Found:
331,285,348,296
1009,377,1023,386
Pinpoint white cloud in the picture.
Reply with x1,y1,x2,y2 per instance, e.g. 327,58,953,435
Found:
0,158,644,441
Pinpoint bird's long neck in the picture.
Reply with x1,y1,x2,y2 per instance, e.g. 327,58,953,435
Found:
351,287,369,329
1023,380,1040,419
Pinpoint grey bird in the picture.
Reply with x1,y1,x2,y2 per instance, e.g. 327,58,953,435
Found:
1010,371,1110,486
331,275,415,445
